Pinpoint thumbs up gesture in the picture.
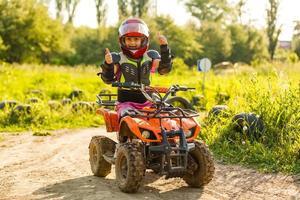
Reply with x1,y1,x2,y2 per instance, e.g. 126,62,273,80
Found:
104,48,113,64
157,32,168,45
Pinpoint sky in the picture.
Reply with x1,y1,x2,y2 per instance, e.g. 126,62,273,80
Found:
48,0,300,41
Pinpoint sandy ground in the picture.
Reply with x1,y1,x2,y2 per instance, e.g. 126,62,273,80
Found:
0,128,299,200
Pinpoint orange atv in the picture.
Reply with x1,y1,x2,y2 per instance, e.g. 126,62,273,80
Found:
89,82,215,193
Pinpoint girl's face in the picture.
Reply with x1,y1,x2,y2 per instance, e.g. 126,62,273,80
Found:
124,36,143,49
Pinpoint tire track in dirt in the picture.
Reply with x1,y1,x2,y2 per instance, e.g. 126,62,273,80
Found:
0,128,299,200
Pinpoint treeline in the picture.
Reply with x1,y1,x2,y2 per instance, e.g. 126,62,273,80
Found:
0,0,299,66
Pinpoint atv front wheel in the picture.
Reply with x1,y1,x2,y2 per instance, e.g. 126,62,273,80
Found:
115,143,145,193
89,136,116,177
183,141,215,187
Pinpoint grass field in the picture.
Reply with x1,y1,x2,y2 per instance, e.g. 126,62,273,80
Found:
0,59,299,173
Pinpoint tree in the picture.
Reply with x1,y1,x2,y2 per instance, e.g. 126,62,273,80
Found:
237,0,246,22
197,22,232,64
292,21,300,58
54,0,64,20
64,0,80,24
292,37,300,59
118,0,130,21
292,20,300,39
0,36,7,59
0,0,67,63
184,0,229,22
266,0,281,60
95,0,107,27
150,15,202,66
232,0,247,24
70,26,119,65
131,0,150,17
228,24,268,63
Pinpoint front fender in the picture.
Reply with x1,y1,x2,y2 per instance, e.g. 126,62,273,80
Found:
119,116,161,143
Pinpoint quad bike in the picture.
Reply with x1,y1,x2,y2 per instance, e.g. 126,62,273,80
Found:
89,82,215,193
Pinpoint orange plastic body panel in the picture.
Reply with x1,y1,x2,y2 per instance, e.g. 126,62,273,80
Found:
97,106,201,143
120,107,201,143
97,108,119,132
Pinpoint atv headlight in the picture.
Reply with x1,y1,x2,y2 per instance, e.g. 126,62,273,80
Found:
139,128,156,140
142,130,151,139
185,127,196,138
185,129,193,138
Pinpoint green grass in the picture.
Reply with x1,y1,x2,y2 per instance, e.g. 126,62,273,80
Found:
197,62,300,174
0,63,104,131
0,60,300,173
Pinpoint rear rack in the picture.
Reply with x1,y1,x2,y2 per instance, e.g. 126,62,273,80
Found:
96,94,117,106
96,93,199,119
127,106,199,119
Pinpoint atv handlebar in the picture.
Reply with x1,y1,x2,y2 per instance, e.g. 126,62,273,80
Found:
111,82,195,106
111,82,194,92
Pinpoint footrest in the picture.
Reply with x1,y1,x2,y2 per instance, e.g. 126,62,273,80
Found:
149,144,170,152
103,153,115,164
170,166,186,171
170,153,186,157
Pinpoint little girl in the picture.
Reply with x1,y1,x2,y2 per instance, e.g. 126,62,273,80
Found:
100,18,173,117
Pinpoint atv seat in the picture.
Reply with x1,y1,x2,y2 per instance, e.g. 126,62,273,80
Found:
97,108,119,132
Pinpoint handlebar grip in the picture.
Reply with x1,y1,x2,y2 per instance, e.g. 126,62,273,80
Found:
112,82,121,87
178,86,188,91
172,85,195,91
179,87,195,91
111,82,142,88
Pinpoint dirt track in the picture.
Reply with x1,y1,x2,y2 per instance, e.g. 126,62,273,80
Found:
0,128,299,200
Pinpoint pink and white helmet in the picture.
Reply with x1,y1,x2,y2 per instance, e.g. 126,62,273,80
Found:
119,18,149,59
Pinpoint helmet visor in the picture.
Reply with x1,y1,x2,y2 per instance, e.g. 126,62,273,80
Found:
119,22,149,37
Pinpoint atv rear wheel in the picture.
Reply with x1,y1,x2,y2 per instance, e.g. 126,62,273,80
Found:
183,141,214,187
89,136,116,177
166,96,194,110
115,143,145,193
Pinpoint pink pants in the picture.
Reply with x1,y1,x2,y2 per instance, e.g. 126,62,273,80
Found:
116,101,153,118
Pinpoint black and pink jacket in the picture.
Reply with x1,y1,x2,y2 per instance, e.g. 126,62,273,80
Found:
100,45,172,103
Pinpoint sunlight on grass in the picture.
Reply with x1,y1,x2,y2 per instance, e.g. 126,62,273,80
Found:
0,60,299,173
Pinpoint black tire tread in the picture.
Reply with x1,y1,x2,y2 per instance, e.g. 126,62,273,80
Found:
88,136,115,177
166,96,194,110
115,143,145,193
183,141,215,187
